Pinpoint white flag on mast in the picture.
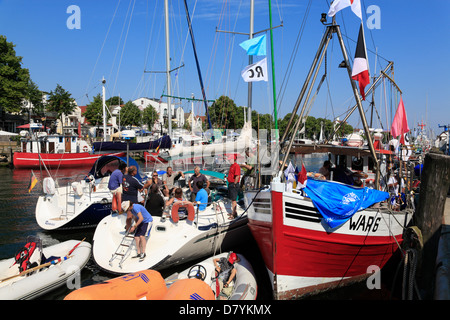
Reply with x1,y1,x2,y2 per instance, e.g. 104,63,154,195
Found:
241,58,268,82
327,0,362,20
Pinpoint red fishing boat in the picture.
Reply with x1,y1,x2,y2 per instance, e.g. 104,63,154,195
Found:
13,133,125,169
244,145,413,299
243,14,415,299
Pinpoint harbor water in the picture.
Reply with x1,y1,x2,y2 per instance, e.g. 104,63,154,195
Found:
0,154,400,300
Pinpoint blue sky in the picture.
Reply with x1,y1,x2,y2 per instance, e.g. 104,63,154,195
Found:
0,0,449,136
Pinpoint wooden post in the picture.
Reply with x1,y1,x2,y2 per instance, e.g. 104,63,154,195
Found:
415,153,450,299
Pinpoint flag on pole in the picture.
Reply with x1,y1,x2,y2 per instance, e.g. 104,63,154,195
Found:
241,58,268,82
239,34,266,56
351,24,370,100
297,164,308,189
390,96,410,144
327,0,362,20
28,170,38,193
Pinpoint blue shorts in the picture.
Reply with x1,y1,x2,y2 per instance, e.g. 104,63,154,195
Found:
135,221,152,237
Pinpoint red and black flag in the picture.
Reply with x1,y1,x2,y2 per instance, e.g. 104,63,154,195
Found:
351,24,370,100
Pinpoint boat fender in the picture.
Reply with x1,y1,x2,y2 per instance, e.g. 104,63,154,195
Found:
43,177,56,195
111,194,117,211
171,201,195,223
71,182,83,197
163,278,215,300
64,270,167,300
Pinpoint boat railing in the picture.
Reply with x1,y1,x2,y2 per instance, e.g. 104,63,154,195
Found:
51,173,97,220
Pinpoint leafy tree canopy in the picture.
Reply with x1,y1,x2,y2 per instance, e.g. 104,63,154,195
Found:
46,84,76,117
106,96,123,106
120,101,141,127
0,35,30,114
142,105,158,130
83,93,109,127
23,79,45,115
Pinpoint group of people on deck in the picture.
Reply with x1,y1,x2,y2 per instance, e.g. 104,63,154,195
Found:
318,159,405,201
106,164,215,261
104,154,254,298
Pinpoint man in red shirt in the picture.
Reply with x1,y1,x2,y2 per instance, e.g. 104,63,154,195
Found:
227,154,241,219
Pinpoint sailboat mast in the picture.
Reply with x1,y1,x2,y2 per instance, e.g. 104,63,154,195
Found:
182,0,213,130
102,77,107,141
268,0,278,132
247,0,254,125
164,0,172,137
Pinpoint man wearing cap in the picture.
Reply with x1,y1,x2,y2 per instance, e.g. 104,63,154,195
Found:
213,252,240,299
122,200,153,261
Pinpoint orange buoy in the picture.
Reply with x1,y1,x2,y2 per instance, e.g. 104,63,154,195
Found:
64,270,167,300
164,278,215,300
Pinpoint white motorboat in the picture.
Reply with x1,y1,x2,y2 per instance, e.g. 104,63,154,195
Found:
35,155,147,231
0,238,91,300
165,252,257,300
92,198,249,275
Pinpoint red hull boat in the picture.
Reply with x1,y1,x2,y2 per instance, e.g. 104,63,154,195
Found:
13,151,126,169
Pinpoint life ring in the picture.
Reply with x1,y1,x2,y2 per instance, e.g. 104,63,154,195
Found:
82,145,89,152
171,201,195,223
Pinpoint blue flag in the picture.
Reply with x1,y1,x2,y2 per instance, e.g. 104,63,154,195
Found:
304,178,389,229
239,34,266,56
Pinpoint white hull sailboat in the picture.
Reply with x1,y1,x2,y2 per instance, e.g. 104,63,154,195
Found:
35,155,146,230
92,199,250,275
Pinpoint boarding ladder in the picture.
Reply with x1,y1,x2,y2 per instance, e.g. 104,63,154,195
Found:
64,184,76,219
109,227,135,269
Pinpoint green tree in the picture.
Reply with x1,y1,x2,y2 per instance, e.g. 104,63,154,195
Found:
278,113,299,139
46,84,76,133
120,101,141,127
209,95,238,129
22,79,45,126
253,112,274,132
142,105,158,130
83,93,109,127
0,35,30,118
106,96,124,107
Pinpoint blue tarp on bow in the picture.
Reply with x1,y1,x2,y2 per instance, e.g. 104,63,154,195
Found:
304,178,389,228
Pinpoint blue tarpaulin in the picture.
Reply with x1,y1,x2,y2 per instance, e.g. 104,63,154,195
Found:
304,178,389,229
